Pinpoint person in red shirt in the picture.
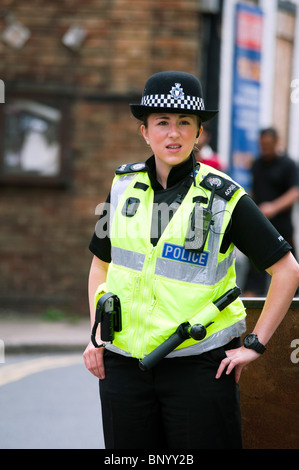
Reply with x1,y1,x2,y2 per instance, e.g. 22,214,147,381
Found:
194,122,223,170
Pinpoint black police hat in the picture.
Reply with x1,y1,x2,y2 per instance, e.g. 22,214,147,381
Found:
130,71,218,122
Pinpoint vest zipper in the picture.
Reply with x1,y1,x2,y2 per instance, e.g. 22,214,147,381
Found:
132,190,157,357
127,274,141,353
132,246,157,358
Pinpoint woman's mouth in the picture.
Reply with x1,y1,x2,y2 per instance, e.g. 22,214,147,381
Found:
166,144,182,150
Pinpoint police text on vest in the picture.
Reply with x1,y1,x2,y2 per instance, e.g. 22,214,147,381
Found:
162,243,209,267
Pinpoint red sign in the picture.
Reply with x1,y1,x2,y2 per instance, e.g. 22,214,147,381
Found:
236,9,263,51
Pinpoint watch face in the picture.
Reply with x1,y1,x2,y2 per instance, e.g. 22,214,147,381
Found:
245,334,257,347
244,334,266,354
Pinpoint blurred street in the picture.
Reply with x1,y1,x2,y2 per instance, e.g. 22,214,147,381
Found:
0,352,104,449
0,317,105,449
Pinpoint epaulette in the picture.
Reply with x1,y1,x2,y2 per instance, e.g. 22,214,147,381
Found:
115,162,148,175
200,172,240,201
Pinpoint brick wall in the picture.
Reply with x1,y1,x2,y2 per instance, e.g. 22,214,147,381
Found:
0,0,202,315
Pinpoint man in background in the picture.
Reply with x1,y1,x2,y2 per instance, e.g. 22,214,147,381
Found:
244,127,299,296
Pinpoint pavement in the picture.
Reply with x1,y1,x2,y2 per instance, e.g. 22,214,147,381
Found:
0,314,91,355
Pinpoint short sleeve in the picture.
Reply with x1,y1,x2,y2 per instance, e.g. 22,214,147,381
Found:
228,195,292,271
89,193,112,263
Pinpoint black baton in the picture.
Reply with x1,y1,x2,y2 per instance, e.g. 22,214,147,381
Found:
139,323,190,371
139,286,241,371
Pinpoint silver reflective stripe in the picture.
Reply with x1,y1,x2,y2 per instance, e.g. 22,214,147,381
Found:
155,257,207,283
166,318,246,357
155,248,235,285
216,250,236,281
110,174,137,227
105,319,247,358
112,246,145,271
205,195,227,273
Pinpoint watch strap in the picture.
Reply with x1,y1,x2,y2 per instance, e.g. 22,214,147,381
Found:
254,341,266,354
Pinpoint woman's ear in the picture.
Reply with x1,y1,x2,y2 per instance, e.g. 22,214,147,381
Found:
140,124,150,145
196,125,203,142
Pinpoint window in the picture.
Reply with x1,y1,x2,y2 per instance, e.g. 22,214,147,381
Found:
0,92,71,187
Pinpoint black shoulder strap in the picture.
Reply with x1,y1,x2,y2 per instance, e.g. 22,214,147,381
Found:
200,173,240,201
115,162,148,175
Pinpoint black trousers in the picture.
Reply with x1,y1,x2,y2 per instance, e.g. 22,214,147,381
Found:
99,338,242,449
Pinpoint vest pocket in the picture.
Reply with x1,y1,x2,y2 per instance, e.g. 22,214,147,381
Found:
106,266,141,345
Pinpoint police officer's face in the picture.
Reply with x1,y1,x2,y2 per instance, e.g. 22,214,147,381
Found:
140,113,200,170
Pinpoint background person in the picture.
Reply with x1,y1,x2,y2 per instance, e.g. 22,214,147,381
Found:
243,127,299,296
194,121,223,170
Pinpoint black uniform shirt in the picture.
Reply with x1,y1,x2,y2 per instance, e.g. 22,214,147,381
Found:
251,154,299,239
89,155,291,272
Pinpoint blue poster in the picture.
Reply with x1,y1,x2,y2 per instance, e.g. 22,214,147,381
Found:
230,3,263,192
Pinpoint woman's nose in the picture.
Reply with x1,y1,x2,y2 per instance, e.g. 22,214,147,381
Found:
168,123,180,137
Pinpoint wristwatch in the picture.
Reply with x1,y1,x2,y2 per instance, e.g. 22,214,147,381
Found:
243,333,266,354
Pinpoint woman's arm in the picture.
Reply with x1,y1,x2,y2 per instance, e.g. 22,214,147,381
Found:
83,255,109,379
253,252,299,342
216,252,299,382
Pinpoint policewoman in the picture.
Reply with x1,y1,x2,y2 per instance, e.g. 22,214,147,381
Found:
83,71,299,449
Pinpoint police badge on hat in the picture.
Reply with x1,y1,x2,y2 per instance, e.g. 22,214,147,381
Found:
170,83,184,100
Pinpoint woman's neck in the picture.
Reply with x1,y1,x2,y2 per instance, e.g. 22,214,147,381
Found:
154,158,173,189
154,155,193,189
156,168,169,189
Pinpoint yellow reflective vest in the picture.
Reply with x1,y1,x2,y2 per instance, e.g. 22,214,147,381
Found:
104,162,247,359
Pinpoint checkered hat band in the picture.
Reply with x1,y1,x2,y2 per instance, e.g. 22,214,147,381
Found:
141,94,205,111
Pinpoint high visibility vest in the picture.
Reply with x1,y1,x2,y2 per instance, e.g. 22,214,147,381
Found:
104,162,247,359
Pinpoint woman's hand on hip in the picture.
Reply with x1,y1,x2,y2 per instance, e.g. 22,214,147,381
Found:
215,346,260,383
